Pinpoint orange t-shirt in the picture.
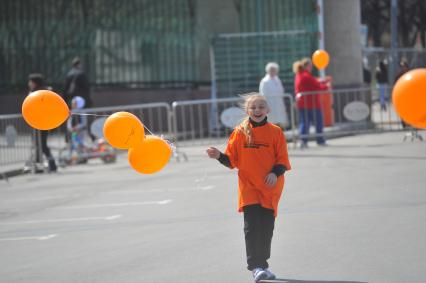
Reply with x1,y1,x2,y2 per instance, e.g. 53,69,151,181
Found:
225,122,291,216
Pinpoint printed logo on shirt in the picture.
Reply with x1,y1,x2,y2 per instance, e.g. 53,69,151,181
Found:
244,142,269,149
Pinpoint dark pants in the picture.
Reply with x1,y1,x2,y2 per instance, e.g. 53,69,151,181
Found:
35,130,57,171
298,108,325,145
243,204,275,271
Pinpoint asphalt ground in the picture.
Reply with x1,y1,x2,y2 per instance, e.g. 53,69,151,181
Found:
0,131,425,283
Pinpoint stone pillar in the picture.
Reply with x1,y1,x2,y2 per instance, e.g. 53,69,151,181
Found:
195,0,240,82
323,0,363,87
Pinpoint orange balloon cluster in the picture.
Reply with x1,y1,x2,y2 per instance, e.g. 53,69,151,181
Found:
392,68,426,128
312,49,330,70
103,112,171,174
22,90,69,130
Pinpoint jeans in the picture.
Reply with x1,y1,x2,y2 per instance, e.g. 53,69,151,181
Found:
243,204,275,271
298,108,325,145
377,83,388,110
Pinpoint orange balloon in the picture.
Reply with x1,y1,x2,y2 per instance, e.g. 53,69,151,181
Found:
22,90,69,130
392,68,426,129
103,112,145,149
312,49,330,69
128,136,172,174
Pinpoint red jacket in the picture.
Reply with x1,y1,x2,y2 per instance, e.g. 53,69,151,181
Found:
294,70,328,109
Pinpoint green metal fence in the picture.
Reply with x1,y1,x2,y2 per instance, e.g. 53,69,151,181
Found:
212,0,318,98
238,0,318,33
0,0,318,95
0,0,197,93
211,30,318,98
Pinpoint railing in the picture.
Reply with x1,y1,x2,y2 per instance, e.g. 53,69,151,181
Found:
294,87,403,145
171,94,296,147
0,102,171,173
1,87,409,173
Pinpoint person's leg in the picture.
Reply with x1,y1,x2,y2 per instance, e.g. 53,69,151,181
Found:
314,109,326,145
383,84,389,103
306,109,316,144
243,204,264,271
378,84,386,110
298,109,309,145
41,130,57,171
34,130,43,163
259,206,275,269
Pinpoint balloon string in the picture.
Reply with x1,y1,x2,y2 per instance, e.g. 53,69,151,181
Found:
143,126,155,136
71,112,175,153
70,112,110,117
71,112,157,134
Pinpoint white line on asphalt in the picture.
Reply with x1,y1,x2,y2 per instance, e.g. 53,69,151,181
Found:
105,186,219,194
198,185,215,191
106,188,190,194
4,195,82,202
0,234,58,242
55,200,173,209
0,215,122,225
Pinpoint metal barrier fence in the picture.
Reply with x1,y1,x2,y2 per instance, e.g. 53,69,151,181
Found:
0,87,409,173
0,102,171,173
171,94,296,146
294,87,403,144
0,114,33,168
77,102,172,137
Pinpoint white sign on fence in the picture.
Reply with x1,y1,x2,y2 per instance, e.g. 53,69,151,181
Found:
343,101,370,121
90,117,107,138
220,107,245,128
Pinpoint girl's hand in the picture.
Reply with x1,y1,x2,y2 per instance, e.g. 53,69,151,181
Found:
265,173,277,187
206,147,220,159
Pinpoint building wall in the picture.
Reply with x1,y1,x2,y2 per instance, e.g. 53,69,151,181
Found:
195,0,240,82
324,0,363,87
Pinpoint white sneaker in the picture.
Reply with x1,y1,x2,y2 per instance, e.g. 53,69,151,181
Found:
264,268,276,280
252,268,268,282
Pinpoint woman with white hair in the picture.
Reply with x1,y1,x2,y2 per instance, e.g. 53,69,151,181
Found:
259,62,289,128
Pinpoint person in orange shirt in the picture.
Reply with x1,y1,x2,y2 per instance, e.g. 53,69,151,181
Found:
206,93,291,282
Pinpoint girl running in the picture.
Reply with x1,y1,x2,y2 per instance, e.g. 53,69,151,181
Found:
206,93,291,282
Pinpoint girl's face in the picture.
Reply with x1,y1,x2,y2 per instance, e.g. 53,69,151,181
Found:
247,98,269,123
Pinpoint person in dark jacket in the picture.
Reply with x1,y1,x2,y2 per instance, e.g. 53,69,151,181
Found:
28,73,57,172
394,59,410,129
64,57,94,141
394,59,410,83
64,57,92,108
375,60,388,111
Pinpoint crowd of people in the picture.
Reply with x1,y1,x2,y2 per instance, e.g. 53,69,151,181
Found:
259,58,331,148
257,57,412,149
27,54,413,170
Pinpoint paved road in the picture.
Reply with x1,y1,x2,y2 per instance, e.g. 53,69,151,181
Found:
0,131,425,283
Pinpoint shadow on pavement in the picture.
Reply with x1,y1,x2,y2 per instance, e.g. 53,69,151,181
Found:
260,279,367,283
291,153,426,160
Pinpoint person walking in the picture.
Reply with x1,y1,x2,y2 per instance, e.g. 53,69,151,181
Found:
206,93,291,282
293,58,329,148
375,60,389,111
64,57,92,108
27,73,57,172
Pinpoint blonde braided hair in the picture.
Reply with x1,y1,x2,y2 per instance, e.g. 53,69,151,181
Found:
237,93,269,144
